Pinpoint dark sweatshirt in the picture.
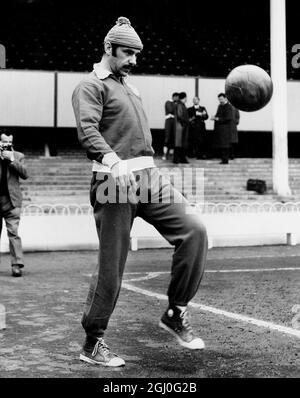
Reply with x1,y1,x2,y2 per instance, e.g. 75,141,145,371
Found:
72,65,154,170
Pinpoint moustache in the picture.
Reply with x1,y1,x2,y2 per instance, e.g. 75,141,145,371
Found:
123,65,134,72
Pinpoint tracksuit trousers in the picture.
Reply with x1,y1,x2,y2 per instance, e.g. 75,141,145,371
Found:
82,168,208,339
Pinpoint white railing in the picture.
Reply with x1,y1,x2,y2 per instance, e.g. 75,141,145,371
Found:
21,201,300,216
0,200,296,253
22,203,93,216
194,201,300,213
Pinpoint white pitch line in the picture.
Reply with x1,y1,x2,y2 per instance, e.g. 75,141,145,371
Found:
123,272,164,282
206,267,300,273
209,254,300,260
121,282,300,339
83,267,300,279
123,267,300,279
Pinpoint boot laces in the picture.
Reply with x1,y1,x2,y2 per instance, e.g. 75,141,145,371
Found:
180,310,193,333
92,338,110,357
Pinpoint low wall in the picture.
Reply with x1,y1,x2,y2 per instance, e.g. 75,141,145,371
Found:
1,203,300,253
130,211,300,250
0,214,98,253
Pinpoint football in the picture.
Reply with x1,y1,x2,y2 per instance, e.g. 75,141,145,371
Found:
225,65,273,112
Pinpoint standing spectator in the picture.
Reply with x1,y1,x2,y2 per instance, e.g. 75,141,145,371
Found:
162,92,179,160
72,17,208,368
211,93,234,164
0,131,28,277
188,96,209,159
173,92,189,164
230,105,240,160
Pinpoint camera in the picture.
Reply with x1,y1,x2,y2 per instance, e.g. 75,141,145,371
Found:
0,142,13,151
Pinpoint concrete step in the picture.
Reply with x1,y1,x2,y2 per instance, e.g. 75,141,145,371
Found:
18,156,300,204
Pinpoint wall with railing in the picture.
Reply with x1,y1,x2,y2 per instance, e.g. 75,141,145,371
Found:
1,202,300,254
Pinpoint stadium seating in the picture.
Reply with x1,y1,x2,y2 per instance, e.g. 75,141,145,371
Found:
1,1,299,212
0,0,298,80
19,155,300,208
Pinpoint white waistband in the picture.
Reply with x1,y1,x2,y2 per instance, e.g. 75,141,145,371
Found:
92,156,156,173
165,114,175,119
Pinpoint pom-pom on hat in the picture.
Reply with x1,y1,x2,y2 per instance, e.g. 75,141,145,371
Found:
104,17,143,50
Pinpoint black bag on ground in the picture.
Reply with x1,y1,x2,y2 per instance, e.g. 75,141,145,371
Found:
246,179,267,194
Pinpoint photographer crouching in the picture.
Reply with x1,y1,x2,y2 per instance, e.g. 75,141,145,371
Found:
0,131,28,277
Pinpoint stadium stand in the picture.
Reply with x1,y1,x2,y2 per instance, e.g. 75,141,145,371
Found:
19,156,300,207
0,0,298,80
1,0,300,209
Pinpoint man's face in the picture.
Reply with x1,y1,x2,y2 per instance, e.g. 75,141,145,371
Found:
193,97,200,106
218,96,227,105
108,45,141,77
0,134,13,144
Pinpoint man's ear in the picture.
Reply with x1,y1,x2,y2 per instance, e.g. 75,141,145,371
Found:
104,41,112,56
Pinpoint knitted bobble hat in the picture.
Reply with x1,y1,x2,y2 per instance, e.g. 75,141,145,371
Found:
104,16,143,50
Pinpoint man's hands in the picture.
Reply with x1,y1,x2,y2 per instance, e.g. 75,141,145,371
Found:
111,160,137,193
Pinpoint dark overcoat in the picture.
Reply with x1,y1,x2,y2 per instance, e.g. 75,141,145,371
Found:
188,106,208,144
230,106,240,144
174,101,189,149
164,100,176,148
212,103,233,149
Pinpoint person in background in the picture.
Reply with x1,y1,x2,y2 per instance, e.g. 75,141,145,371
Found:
187,96,209,159
162,92,179,160
229,105,240,160
0,130,28,277
173,92,189,164
211,93,234,164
